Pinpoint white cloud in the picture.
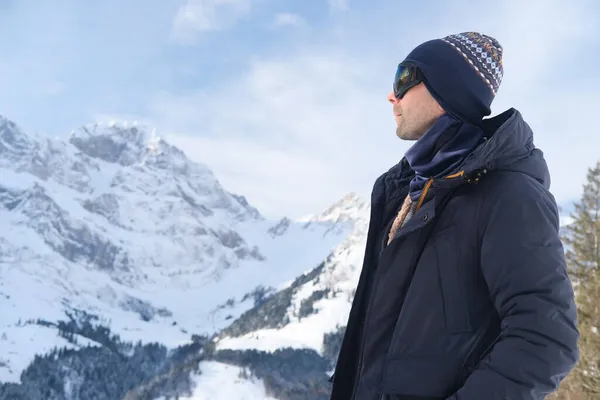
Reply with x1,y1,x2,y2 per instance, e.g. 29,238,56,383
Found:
274,13,305,28
170,0,252,43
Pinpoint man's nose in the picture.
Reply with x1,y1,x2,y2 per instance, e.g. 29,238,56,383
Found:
387,90,398,104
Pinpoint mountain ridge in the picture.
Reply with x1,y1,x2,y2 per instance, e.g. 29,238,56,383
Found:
0,114,367,395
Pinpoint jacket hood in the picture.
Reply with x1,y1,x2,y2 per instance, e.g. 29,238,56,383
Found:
461,107,550,189
373,108,550,207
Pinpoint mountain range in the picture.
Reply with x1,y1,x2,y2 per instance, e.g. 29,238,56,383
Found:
0,116,370,399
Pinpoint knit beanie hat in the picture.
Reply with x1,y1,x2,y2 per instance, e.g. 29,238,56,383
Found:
402,32,504,124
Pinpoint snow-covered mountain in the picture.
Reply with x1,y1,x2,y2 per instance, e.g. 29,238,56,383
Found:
0,115,367,399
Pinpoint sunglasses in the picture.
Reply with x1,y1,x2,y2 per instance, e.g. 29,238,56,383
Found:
393,62,425,99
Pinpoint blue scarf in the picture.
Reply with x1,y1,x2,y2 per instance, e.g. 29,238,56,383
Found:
405,114,485,201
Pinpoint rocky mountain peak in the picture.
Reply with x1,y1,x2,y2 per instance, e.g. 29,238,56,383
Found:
68,122,193,172
309,192,368,224
0,116,35,166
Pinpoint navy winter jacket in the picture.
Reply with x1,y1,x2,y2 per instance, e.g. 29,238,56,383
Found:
329,108,580,400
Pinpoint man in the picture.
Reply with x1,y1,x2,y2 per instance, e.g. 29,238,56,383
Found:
329,32,580,400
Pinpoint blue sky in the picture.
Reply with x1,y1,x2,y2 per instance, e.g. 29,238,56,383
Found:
0,0,599,218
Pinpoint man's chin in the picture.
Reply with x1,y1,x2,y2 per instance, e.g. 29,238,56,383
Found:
396,128,415,141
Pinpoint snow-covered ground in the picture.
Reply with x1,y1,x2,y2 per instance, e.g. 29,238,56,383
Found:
156,361,278,400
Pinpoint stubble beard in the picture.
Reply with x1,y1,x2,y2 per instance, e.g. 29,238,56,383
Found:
396,112,439,141
395,116,422,141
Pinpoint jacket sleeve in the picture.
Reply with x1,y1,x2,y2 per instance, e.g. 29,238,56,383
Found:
447,177,580,400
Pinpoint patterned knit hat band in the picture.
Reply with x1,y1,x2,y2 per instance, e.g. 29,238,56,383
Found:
441,32,504,96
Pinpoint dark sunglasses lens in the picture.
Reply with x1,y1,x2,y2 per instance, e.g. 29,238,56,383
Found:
394,64,418,99
395,65,411,86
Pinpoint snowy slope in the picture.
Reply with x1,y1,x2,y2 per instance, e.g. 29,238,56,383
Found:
155,361,278,400
215,192,369,355
0,116,353,384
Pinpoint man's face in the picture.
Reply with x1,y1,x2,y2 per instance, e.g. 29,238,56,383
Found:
387,82,445,141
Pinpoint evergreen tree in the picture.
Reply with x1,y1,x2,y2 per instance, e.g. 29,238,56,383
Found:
551,160,600,399
574,267,600,397
563,161,600,277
